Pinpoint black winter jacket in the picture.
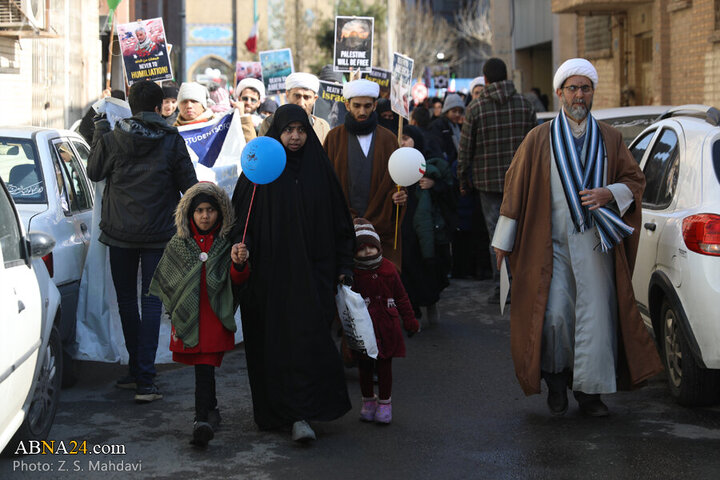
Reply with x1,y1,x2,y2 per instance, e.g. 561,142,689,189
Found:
87,112,198,245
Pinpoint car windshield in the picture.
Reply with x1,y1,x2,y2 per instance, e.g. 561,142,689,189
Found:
602,116,660,146
0,137,46,204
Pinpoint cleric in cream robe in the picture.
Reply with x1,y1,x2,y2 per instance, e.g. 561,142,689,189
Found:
491,59,662,417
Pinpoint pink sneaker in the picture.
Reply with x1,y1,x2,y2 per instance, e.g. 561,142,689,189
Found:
360,397,377,422
374,402,392,424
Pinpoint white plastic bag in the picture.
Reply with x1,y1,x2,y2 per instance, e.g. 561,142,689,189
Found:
335,285,378,359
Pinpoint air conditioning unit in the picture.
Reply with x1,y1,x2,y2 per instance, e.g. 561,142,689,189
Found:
21,0,44,29
0,0,45,30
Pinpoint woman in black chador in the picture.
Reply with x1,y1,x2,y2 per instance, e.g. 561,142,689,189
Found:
231,104,355,442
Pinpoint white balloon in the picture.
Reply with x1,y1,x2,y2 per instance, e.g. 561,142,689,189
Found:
388,147,426,186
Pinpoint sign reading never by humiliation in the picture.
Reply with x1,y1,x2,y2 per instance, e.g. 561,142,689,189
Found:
117,18,172,85
333,16,374,73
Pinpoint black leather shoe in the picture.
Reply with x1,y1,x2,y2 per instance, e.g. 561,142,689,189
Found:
547,389,568,416
574,392,609,417
543,370,569,416
190,421,214,447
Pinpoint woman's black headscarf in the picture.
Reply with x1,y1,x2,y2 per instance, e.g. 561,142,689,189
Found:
230,103,354,429
403,125,426,157
265,104,319,169
376,98,398,133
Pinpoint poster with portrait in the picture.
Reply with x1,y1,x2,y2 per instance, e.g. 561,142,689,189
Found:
390,53,414,119
362,67,390,98
117,18,172,85
258,48,294,93
235,61,263,91
333,16,373,73
314,80,347,129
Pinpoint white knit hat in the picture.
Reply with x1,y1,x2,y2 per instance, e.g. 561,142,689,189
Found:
177,82,211,109
553,58,599,91
284,72,320,93
237,78,266,101
470,76,485,91
343,79,379,100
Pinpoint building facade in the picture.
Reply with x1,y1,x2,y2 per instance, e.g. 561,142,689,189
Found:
552,0,720,108
0,0,100,128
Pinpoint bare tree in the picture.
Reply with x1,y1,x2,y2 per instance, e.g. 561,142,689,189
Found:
394,1,459,71
455,0,493,50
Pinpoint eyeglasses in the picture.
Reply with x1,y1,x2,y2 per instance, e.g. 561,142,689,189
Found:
563,85,593,94
241,96,259,103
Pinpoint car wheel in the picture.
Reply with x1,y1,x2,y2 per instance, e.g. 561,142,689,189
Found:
660,299,720,406
13,325,63,442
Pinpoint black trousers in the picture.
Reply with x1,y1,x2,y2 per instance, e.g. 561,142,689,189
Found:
195,364,217,421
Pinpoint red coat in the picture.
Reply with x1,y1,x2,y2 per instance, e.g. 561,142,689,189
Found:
171,224,250,366
352,258,419,359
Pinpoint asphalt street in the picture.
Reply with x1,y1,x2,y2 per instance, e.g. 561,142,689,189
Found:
2,278,720,479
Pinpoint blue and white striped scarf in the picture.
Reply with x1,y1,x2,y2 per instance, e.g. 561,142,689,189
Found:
550,109,634,252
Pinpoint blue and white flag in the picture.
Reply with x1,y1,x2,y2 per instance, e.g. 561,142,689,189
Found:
177,109,247,197
177,109,247,167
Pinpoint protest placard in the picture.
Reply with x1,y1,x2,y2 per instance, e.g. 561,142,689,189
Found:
333,16,373,72
117,18,173,85
362,67,390,98
235,61,263,91
259,48,294,94
314,80,347,129
391,53,414,119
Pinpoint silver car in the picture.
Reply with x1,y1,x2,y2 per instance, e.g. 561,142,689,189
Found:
0,128,94,386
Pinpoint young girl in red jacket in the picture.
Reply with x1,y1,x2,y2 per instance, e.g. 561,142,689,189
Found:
150,182,249,448
352,218,419,424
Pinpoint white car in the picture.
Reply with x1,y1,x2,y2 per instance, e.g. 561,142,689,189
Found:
628,105,720,406
0,177,62,453
0,128,94,385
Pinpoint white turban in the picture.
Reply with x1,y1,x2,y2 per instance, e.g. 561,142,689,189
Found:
177,82,211,109
553,58,598,91
284,72,320,93
343,79,379,100
470,76,485,91
237,78,266,101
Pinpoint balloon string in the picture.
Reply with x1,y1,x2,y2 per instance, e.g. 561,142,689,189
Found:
242,184,257,244
394,184,400,250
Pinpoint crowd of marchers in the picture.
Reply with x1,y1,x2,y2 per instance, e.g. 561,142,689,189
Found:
83,56,662,448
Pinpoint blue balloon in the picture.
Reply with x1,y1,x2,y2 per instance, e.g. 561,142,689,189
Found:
240,137,287,185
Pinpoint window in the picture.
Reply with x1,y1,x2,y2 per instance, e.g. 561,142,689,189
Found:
53,141,92,212
0,138,46,204
630,130,656,164
584,16,612,55
0,183,23,267
642,129,679,209
71,140,90,167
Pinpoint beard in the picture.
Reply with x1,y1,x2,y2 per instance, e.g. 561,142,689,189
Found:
562,96,592,122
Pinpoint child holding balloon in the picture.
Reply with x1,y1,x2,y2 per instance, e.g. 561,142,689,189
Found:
352,218,419,424
149,181,249,448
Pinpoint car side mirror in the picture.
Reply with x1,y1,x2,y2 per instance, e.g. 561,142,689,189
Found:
27,231,56,259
